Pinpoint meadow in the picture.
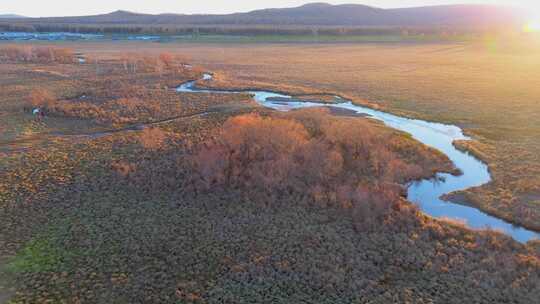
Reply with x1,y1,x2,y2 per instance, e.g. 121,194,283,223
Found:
0,43,539,303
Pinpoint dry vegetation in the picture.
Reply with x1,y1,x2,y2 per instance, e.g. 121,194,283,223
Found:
191,111,453,204
0,45,76,64
0,43,539,303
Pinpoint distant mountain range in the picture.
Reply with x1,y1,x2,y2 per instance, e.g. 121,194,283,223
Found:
0,2,530,28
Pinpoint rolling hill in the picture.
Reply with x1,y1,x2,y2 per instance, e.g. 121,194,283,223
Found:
0,3,529,30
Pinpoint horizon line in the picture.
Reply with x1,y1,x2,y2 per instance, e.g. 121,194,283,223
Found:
1,2,523,19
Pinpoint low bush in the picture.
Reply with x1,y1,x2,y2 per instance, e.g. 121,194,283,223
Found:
182,110,453,229
0,45,75,64
28,88,55,108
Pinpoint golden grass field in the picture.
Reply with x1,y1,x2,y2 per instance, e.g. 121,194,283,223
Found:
35,40,539,231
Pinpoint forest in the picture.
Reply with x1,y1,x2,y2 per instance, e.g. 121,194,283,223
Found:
0,22,483,39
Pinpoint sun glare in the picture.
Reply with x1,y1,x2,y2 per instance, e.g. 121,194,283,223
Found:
522,1,540,32
524,20,540,32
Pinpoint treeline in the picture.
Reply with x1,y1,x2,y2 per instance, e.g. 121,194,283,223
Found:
0,22,479,37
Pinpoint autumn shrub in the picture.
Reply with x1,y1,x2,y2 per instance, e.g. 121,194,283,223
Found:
111,160,137,178
194,113,310,190
46,97,166,125
28,88,55,108
194,110,441,187
33,47,74,64
0,45,32,62
159,52,174,69
0,45,75,64
187,110,449,229
47,100,105,121
63,108,453,231
139,127,168,150
118,52,188,74
103,98,160,121
160,52,190,71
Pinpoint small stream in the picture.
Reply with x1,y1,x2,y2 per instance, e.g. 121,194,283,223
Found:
178,74,539,243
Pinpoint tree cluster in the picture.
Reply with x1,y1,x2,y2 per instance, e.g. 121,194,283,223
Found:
0,45,75,63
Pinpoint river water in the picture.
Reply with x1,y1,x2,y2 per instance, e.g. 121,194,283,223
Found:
178,74,539,243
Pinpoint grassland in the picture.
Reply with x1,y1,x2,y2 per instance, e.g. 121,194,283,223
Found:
0,45,539,303
50,38,540,230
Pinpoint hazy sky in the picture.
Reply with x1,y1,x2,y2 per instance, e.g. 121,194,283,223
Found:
4,1,540,17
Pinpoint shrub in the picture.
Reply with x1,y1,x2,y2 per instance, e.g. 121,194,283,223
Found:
28,88,55,108
159,52,174,68
118,52,188,74
101,109,451,231
184,110,459,232
139,127,168,150
0,45,75,64
194,113,309,190
190,112,424,222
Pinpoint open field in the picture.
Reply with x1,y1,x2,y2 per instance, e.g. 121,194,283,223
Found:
1,45,539,303
33,39,540,231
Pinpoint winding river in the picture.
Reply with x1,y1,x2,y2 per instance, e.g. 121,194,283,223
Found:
178,74,539,243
